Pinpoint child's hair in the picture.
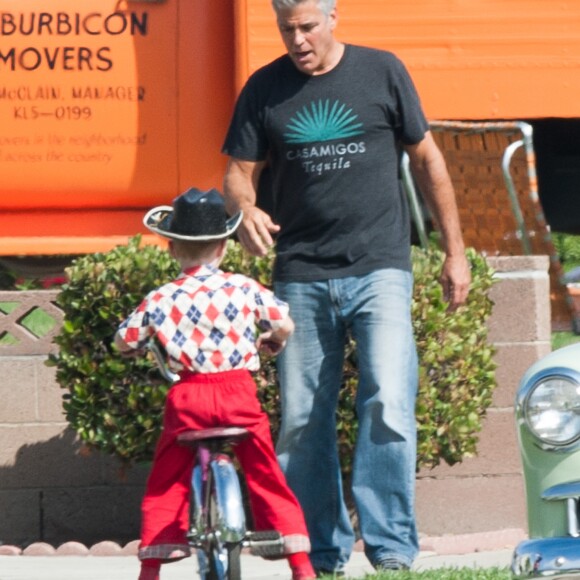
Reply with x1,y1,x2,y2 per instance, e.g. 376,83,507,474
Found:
170,239,223,263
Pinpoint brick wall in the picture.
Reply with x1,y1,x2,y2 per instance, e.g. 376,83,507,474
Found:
416,255,551,536
0,256,550,546
0,290,148,547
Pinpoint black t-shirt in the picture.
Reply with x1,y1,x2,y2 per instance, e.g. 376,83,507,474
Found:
222,44,429,282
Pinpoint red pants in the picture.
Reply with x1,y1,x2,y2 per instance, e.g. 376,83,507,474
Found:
139,369,310,561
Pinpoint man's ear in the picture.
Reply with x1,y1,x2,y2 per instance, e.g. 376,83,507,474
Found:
329,7,338,30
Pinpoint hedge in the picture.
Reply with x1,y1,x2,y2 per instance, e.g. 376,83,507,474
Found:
47,236,496,471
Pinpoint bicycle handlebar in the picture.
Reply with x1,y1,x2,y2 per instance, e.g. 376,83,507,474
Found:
148,340,180,383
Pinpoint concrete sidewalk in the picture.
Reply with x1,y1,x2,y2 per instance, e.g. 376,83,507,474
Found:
0,529,525,579
0,548,514,580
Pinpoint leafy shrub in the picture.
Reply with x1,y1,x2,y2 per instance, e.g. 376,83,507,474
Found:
412,247,496,468
553,233,580,271
0,263,17,290
47,237,180,461
47,237,496,470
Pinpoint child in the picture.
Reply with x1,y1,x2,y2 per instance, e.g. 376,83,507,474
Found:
114,188,316,580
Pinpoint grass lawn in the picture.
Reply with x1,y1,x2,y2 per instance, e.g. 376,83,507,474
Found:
552,330,580,350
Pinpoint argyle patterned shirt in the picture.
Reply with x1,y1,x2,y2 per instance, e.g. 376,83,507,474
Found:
117,264,289,373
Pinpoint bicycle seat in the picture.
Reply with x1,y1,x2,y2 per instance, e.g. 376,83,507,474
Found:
177,427,249,447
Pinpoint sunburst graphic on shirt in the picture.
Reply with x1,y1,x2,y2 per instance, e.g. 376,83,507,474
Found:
284,99,364,144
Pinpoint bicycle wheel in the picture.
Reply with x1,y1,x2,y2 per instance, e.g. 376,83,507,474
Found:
204,493,242,580
204,543,224,580
206,543,241,580
225,543,241,580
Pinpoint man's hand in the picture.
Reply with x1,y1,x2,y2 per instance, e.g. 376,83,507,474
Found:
440,253,471,311
223,158,279,256
405,134,471,312
237,206,280,257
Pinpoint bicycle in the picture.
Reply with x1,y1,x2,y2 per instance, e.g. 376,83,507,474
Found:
149,341,285,580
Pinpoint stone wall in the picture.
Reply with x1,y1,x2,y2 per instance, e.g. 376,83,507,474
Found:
0,290,148,547
0,256,551,546
416,255,551,536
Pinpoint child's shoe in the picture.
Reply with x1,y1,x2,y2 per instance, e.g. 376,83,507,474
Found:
138,561,160,580
291,562,317,580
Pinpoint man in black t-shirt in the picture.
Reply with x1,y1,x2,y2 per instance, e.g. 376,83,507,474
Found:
222,0,471,575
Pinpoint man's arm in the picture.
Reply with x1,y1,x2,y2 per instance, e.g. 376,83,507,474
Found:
223,157,279,257
404,131,471,310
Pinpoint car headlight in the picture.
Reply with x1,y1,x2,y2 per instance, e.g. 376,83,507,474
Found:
523,373,580,446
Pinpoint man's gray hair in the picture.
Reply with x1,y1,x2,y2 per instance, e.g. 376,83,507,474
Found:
271,0,336,17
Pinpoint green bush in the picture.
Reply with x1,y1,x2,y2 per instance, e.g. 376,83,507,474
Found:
47,237,496,470
553,232,580,272
47,237,180,461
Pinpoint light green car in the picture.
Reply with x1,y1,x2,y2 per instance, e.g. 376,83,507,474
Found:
512,342,580,578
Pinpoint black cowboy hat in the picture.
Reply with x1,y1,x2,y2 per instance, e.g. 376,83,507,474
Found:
143,188,242,241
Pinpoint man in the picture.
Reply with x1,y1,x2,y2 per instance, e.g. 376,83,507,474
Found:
222,0,471,575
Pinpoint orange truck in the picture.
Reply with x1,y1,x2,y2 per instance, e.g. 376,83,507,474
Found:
1,0,580,256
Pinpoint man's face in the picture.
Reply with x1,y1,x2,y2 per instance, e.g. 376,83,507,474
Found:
276,0,338,75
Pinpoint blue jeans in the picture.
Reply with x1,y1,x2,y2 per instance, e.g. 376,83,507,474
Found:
274,269,419,571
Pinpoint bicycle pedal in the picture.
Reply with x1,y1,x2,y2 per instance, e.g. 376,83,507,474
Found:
247,530,282,541
245,530,285,558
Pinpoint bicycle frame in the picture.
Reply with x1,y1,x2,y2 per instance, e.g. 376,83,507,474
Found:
184,430,247,545
178,428,248,580
148,340,285,580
